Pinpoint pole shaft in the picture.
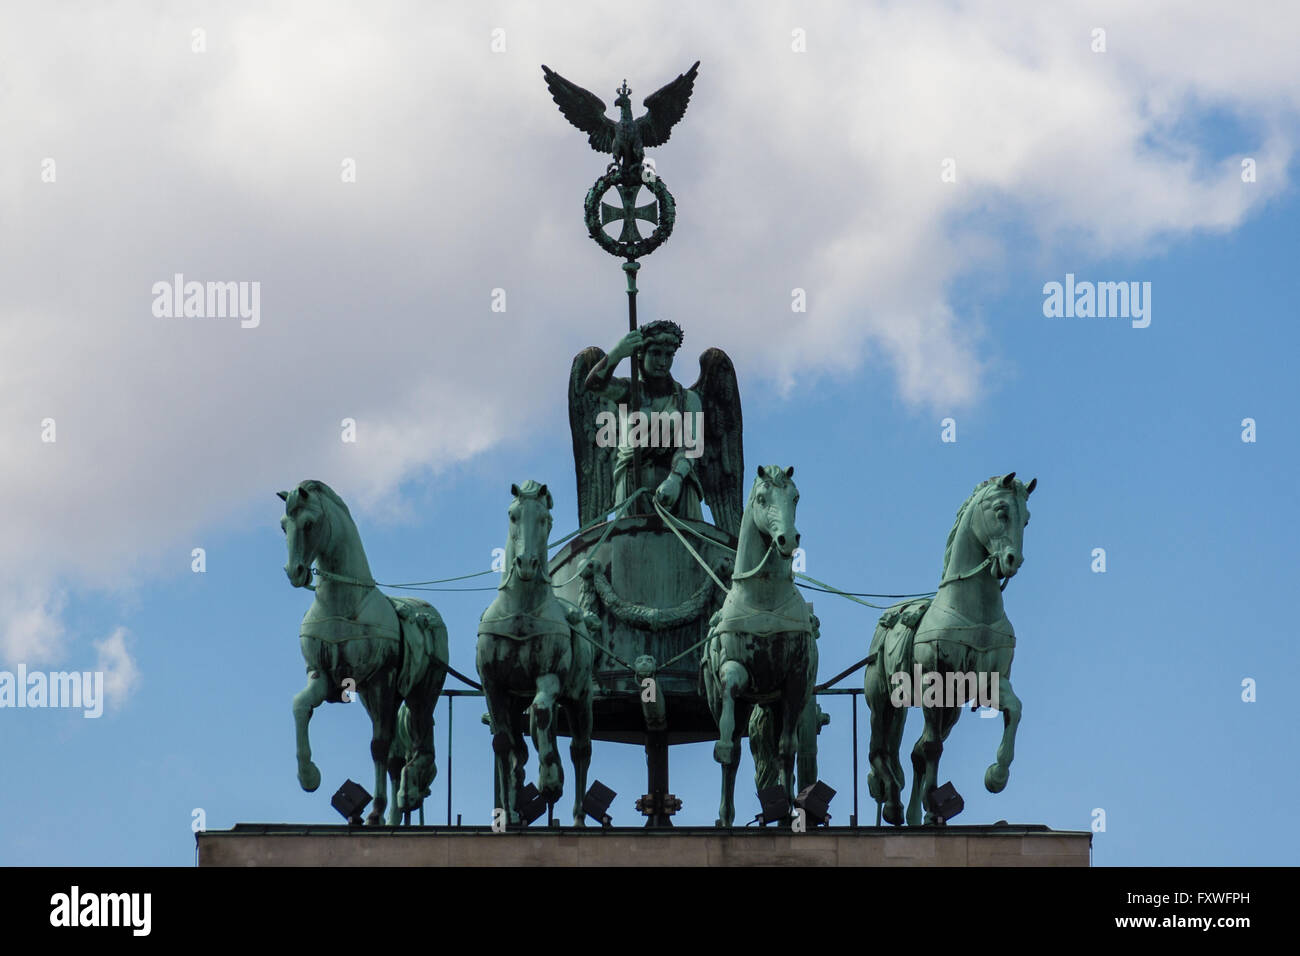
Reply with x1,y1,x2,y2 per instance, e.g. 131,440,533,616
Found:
446,694,453,826
624,260,641,515
852,692,859,826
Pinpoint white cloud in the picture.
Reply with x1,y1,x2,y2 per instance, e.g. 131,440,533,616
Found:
94,627,141,707
0,585,66,666
1,1,1296,655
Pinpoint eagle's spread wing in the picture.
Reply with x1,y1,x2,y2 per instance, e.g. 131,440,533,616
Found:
691,347,743,537
542,65,617,155
637,61,700,149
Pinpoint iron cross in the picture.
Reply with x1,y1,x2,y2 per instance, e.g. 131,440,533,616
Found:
600,180,659,243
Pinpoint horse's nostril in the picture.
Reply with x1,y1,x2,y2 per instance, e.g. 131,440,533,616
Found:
777,535,787,547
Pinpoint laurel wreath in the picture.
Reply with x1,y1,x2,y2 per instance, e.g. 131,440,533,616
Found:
584,169,676,260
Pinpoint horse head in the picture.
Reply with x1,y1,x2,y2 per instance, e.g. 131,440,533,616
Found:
278,480,335,588
963,472,1036,582
746,465,801,560
504,480,554,586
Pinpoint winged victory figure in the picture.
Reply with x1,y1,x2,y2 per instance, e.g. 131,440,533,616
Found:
541,61,700,174
569,320,744,537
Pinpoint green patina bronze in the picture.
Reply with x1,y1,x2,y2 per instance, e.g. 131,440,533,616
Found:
865,473,1036,825
571,321,743,531
703,466,817,826
268,61,1047,835
280,480,448,825
476,481,595,825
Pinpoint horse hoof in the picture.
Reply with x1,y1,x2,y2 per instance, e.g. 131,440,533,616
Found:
366,809,385,826
985,763,1009,793
298,762,321,793
883,802,904,826
572,815,586,828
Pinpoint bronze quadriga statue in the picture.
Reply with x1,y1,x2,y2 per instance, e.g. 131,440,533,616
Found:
279,480,448,825
865,473,1036,825
476,481,595,826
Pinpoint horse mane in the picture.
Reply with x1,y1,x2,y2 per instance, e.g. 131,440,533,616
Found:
746,465,792,508
940,476,1028,579
298,479,354,524
511,479,554,510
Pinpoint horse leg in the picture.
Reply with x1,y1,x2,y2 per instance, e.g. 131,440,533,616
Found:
796,699,818,795
386,707,406,825
482,679,518,824
779,671,812,811
292,669,328,792
712,660,748,765
867,671,906,825
400,695,437,822
530,673,564,805
985,674,1022,793
511,707,528,809
907,702,945,826
717,699,746,827
360,680,398,825
566,691,593,827
750,705,778,793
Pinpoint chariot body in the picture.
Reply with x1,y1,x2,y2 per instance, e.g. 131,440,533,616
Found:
545,330,821,825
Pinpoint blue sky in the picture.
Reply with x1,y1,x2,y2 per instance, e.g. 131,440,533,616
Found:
2,2,1298,866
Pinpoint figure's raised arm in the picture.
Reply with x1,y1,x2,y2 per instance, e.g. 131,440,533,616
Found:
583,329,643,397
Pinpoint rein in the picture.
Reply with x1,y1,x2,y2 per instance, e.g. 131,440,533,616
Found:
936,555,1011,592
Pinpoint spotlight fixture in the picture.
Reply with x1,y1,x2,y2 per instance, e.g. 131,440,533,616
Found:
795,780,836,827
927,781,964,823
516,784,548,826
754,786,790,826
330,779,371,826
582,781,616,827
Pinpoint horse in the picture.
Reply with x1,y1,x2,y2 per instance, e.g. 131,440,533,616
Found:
865,472,1035,825
476,480,595,826
702,465,817,826
280,479,448,825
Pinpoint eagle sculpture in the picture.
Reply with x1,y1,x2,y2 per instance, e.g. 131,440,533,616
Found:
541,61,700,173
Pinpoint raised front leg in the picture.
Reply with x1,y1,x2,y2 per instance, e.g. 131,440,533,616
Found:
292,669,329,792
985,675,1022,793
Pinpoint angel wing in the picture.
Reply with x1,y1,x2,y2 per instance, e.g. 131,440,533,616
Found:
569,347,618,526
637,61,700,149
542,66,617,154
691,347,743,537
